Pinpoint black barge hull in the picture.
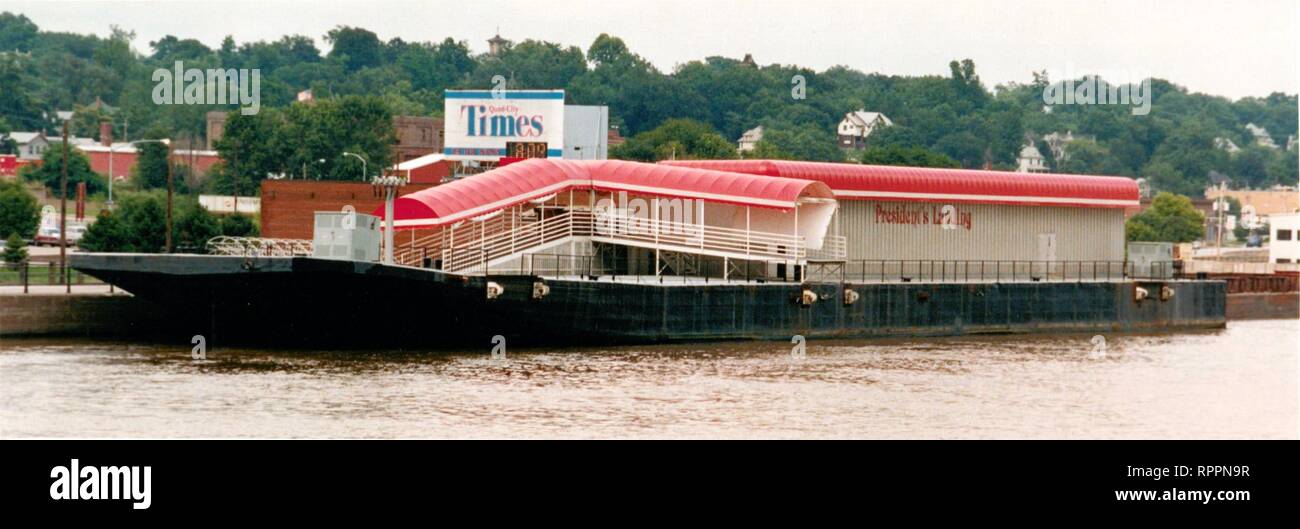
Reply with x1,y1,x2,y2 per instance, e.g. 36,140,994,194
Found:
69,254,1227,347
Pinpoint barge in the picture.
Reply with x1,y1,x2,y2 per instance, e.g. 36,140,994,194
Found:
70,159,1226,347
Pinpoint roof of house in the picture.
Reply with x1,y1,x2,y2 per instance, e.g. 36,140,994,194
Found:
658,159,1140,209
842,111,892,128
4,132,44,144
373,159,834,229
739,126,764,143
395,153,447,171
1019,144,1044,159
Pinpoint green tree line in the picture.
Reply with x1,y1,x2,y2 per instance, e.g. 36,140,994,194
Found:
1,11,1296,198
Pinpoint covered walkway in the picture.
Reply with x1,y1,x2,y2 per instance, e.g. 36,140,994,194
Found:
373,159,842,276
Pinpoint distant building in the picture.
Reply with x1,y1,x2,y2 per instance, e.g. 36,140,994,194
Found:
836,110,892,150
1214,137,1241,153
738,126,764,152
563,105,610,160
393,116,443,165
607,127,626,148
390,153,451,184
1245,123,1278,149
487,33,509,56
205,111,227,150
1042,131,1090,161
1205,188,1300,218
4,131,49,161
1016,142,1048,173
741,54,757,68
1287,134,1297,151
1268,213,1300,264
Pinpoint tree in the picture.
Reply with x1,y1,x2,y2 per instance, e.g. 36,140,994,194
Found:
78,209,129,252
0,117,15,154
25,145,105,198
610,119,737,162
3,232,28,264
219,213,259,237
81,192,169,253
861,144,960,168
133,141,171,190
1125,192,1205,243
1057,139,1126,176
759,123,843,162
0,179,40,239
0,12,38,52
325,26,383,72
173,199,221,252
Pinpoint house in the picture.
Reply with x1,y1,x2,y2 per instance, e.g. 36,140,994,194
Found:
487,33,509,56
393,116,444,165
1268,213,1300,264
1214,137,1241,153
738,126,763,152
4,131,49,161
1016,142,1048,173
837,110,892,150
1042,131,1090,161
1245,123,1278,149
390,152,451,184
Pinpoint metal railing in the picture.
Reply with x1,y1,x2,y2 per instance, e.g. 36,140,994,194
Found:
468,251,786,284
1,261,107,293
395,209,842,274
206,236,314,257
805,260,1181,283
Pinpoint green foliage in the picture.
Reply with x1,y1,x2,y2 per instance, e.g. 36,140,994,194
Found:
173,198,221,252
216,95,395,185
610,119,737,162
1125,192,1206,243
0,178,40,239
861,145,960,168
25,144,105,198
0,12,1296,197
3,232,28,264
219,213,258,237
133,141,170,189
79,192,166,252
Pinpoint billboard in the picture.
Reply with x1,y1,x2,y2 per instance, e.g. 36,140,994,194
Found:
443,89,565,161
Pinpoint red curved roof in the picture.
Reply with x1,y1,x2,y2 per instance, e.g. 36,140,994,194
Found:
378,159,833,228
659,160,1140,208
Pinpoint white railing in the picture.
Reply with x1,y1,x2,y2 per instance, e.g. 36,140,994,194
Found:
402,209,846,274
808,235,847,261
206,236,314,257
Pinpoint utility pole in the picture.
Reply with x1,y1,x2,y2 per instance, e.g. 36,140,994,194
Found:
166,142,174,253
1216,181,1226,260
59,116,69,293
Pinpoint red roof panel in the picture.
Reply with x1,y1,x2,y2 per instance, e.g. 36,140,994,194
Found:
377,159,833,228
659,160,1140,208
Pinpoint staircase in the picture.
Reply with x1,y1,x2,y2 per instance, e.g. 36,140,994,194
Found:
389,209,845,275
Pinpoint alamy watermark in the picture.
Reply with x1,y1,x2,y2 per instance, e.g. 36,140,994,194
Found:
152,61,260,115
1041,65,1151,116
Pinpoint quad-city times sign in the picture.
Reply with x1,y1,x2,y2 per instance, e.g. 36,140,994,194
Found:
444,89,565,161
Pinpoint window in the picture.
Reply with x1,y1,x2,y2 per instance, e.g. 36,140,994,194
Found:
1277,229,1294,241
1278,259,1293,264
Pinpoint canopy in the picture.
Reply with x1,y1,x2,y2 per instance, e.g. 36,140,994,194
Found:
375,159,833,229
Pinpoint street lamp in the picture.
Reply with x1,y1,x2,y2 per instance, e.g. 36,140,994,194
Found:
302,158,326,179
55,111,73,293
107,138,169,210
342,152,368,180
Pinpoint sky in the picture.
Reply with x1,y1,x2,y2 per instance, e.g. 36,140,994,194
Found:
6,0,1299,100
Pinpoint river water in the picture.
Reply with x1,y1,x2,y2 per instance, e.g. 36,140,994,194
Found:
1,319,1296,439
